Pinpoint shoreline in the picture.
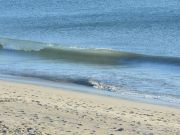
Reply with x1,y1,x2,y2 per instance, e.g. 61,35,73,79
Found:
1,74,180,109
0,80,180,135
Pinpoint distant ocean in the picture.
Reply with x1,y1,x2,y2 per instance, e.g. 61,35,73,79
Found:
0,0,180,107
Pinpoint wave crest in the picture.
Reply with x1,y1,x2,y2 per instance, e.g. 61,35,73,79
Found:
0,37,180,66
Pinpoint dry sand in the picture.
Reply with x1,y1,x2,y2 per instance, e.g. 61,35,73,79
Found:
0,80,180,135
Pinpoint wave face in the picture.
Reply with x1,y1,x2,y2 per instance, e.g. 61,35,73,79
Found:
0,37,180,66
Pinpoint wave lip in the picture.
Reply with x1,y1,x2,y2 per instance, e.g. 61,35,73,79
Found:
0,37,180,66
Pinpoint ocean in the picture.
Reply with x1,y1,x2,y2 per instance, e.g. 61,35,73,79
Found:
0,0,180,107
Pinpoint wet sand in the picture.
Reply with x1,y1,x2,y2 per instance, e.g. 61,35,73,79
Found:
0,80,180,135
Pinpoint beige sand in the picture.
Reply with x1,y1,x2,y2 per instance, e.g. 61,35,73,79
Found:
0,80,179,135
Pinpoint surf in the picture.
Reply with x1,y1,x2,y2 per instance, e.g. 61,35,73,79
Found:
0,37,180,66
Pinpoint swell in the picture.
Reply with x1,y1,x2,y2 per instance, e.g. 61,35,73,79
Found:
0,37,180,66
2,8,180,30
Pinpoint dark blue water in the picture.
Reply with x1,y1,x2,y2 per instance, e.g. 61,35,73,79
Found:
0,0,180,107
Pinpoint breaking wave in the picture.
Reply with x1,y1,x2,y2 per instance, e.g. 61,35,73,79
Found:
0,37,180,66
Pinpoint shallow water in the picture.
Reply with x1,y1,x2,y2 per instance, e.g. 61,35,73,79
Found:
0,0,180,107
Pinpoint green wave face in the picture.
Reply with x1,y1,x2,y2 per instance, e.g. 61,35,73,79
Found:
0,37,180,66
0,44,3,49
0,37,141,65
35,47,140,65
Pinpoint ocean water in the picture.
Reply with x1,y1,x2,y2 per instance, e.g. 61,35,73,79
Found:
0,0,180,107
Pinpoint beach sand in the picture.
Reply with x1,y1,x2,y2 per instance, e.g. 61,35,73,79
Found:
0,80,179,135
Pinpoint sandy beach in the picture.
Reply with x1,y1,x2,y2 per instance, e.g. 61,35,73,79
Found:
0,80,179,135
